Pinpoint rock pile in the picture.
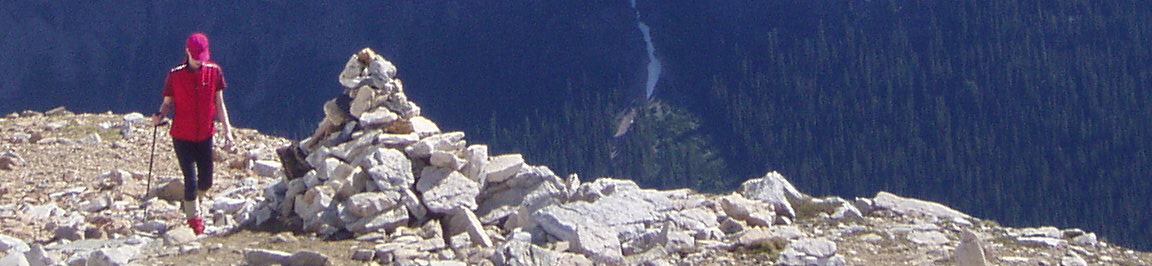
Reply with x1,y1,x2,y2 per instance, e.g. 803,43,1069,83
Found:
257,104,871,264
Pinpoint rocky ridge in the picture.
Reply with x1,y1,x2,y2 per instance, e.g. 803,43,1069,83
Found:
2,95,1151,265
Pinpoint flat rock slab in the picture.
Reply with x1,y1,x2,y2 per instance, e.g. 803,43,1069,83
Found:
872,191,970,220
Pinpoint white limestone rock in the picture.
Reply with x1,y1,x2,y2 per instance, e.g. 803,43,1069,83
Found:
429,150,466,170
376,133,419,147
460,145,489,182
122,113,146,124
345,191,402,218
871,191,971,220
404,131,465,159
738,171,805,219
244,249,292,266
418,167,480,214
778,238,844,266
252,160,283,178
719,194,777,227
0,252,29,266
955,229,988,266
327,163,365,201
288,250,330,266
1017,237,1066,248
408,116,441,138
483,154,525,183
295,185,335,224
0,234,30,255
1061,252,1088,266
570,178,641,202
347,206,409,234
446,206,493,248
359,108,399,128
572,223,624,265
362,148,415,191
24,243,59,266
82,133,102,145
211,197,248,214
401,188,428,222
907,231,950,245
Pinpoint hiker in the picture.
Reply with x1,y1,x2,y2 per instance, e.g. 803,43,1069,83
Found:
151,32,235,235
302,47,397,151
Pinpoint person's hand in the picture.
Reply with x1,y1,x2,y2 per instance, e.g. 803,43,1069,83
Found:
223,129,236,151
151,113,164,126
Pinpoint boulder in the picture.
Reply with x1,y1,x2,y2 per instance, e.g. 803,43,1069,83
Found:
737,171,805,219
570,178,641,202
86,246,137,266
404,132,465,159
0,234,30,254
122,113,146,124
492,238,593,266
871,191,970,220
719,194,776,227
211,197,249,214
0,151,27,170
362,148,415,191
460,145,489,182
82,133,102,145
446,207,493,248
252,160,283,178
778,238,845,266
533,185,674,240
152,179,186,202
359,108,399,128
0,253,29,266
349,85,377,118
244,249,291,266
164,227,198,246
483,154,524,183
295,185,335,224
955,230,987,266
667,207,721,240
347,206,409,234
408,116,441,138
400,188,428,222
327,163,365,200
418,167,479,214
429,150,465,170
571,223,624,265
330,131,380,162
24,243,59,266
8,132,32,143
345,191,402,218
375,133,419,147
22,203,63,223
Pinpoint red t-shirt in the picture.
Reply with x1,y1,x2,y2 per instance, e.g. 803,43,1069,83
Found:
163,62,227,141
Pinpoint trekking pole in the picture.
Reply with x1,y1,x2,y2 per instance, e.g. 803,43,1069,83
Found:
143,118,168,221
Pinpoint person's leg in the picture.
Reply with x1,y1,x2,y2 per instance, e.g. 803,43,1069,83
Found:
193,137,214,199
172,139,200,218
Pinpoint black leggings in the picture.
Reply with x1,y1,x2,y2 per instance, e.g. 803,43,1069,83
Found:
174,137,213,201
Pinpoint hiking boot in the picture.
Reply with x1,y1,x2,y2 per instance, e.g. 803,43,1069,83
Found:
188,217,205,235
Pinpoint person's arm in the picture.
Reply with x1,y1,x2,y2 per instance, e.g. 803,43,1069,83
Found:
152,97,173,125
215,90,235,148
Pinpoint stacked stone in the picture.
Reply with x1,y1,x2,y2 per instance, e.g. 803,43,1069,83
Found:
239,57,873,264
